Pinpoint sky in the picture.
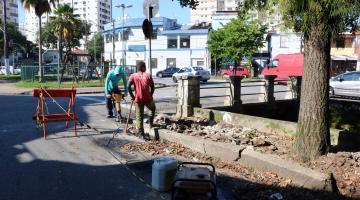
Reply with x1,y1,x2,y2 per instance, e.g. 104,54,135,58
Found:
18,0,191,24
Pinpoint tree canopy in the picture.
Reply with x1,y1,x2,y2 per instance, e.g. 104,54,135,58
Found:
0,22,31,57
86,33,104,61
208,14,267,65
41,4,91,53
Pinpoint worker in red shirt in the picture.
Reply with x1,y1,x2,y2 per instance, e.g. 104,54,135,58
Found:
127,61,156,139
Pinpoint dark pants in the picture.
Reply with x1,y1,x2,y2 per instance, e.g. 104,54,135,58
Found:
105,90,122,117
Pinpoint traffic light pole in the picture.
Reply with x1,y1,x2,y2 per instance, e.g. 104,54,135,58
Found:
148,6,153,75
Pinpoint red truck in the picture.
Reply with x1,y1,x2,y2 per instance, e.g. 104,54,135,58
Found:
261,53,304,81
220,66,250,78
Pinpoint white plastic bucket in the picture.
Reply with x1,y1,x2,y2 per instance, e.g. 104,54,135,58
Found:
151,157,178,191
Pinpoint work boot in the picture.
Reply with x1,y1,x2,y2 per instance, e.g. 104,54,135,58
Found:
138,128,149,140
107,114,114,118
115,115,122,122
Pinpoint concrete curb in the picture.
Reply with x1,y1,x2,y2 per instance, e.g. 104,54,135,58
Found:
146,127,334,192
240,147,333,191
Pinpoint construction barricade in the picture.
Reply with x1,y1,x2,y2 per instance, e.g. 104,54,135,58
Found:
33,87,77,140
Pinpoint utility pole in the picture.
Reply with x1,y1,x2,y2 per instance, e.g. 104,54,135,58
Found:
2,0,9,75
112,19,115,67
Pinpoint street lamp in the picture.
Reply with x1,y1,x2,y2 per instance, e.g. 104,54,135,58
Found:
114,3,132,67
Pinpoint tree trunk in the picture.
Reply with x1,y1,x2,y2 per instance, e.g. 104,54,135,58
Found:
294,25,331,162
38,17,43,82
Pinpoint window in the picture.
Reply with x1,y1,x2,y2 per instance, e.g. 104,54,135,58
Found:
180,36,190,48
151,29,157,39
335,37,345,48
151,58,158,69
114,33,119,42
167,58,176,67
105,34,112,43
167,36,177,48
342,73,356,81
354,73,360,81
280,35,288,48
197,61,204,66
270,60,279,68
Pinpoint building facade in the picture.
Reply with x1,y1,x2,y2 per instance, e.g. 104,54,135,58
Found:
22,0,112,43
103,17,211,75
190,0,240,23
0,0,19,25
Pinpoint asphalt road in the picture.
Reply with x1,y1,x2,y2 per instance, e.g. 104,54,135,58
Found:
0,94,166,200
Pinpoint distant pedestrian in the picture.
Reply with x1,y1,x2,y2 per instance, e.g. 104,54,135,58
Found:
104,66,128,122
127,61,156,139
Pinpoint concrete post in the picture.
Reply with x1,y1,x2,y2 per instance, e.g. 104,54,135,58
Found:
176,75,201,118
259,75,277,103
286,76,302,100
224,75,243,112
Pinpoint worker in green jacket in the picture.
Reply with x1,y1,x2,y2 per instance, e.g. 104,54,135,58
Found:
104,66,128,122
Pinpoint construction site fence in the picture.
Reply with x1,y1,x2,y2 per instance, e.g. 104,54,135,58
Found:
20,64,137,82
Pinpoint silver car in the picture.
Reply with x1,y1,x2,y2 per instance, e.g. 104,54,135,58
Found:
172,67,211,83
330,71,360,97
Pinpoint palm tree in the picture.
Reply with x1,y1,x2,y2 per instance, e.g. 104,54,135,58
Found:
21,0,58,82
50,4,79,58
49,4,81,83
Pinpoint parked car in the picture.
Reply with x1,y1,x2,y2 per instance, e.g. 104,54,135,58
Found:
220,66,249,78
330,71,360,97
172,67,211,83
156,67,180,78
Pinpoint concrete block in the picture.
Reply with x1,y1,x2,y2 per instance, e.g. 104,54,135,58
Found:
203,140,243,161
239,147,333,191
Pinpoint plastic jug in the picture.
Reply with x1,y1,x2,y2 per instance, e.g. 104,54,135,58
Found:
151,157,178,191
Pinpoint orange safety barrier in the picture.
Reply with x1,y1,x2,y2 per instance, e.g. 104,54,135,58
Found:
33,87,77,140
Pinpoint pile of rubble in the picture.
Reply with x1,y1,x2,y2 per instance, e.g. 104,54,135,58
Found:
154,114,292,155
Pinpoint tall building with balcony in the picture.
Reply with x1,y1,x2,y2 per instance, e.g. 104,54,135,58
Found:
0,0,19,25
190,0,240,23
22,0,112,43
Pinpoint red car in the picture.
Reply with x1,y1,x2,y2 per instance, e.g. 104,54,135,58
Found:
221,66,250,78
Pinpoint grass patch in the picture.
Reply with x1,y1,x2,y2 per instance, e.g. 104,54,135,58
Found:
16,80,105,88
0,74,21,81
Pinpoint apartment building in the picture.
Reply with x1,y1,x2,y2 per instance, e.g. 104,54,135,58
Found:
190,0,240,23
23,0,112,43
0,0,19,25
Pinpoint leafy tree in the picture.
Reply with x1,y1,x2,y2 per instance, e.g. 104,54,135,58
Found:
40,4,91,62
172,0,199,9
42,24,57,49
21,0,58,82
208,14,267,67
239,0,360,161
86,33,104,62
0,22,31,57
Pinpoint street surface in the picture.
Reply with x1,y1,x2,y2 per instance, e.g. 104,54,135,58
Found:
0,94,166,200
